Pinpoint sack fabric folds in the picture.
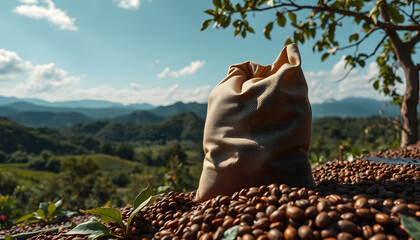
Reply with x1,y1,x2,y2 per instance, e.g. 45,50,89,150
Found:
196,43,316,202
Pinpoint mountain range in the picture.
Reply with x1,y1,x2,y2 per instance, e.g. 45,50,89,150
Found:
0,96,417,128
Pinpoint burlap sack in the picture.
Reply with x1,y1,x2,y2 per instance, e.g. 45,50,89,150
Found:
196,43,315,202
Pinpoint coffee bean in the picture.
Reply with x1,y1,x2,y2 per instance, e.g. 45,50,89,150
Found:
368,233,387,240
315,211,331,228
355,208,373,220
284,225,297,240
242,233,255,240
269,209,286,222
304,206,317,219
267,228,283,240
374,213,391,226
337,220,359,235
286,206,304,220
321,227,337,238
237,225,252,236
337,232,354,240
297,225,313,240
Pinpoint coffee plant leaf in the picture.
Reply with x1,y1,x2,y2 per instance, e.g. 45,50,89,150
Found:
47,202,57,218
5,236,17,240
71,222,78,229
87,231,122,240
84,208,124,230
66,218,111,236
133,184,152,209
55,210,77,218
54,199,63,208
400,214,420,240
14,213,35,224
127,195,152,228
221,225,239,240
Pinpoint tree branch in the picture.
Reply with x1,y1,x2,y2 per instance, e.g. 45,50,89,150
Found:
408,31,420,49
244,3,420,31
337,27,380,51
365,35,387,59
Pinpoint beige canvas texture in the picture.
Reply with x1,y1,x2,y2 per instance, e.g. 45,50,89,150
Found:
196,43,316,202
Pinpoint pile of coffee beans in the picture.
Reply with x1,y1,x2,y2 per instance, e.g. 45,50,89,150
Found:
20,158,420,240
356,142,420,160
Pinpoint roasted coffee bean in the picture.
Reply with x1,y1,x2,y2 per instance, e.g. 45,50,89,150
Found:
321,227,338,238
374,213,391,226
237,225,253,236
286,206,304,220
267,228,282,240
269,209,285,222
242,233,255,240
337,232,354,240
337,220,359,235
315,211,331,228
284,225,297,240
304,206,317,219
368,233,387,240
297,225,313,240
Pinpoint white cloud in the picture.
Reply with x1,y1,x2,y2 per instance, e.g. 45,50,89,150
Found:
113,0,140,9
0,49,32,80
14,0,78,31
25,63,81,92
0,49,81,94
19,0,38,4
158,60,206,79
306,56,404,104
0,49,210,106
157,67,170,78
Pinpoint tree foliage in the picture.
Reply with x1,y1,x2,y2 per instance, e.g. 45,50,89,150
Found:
202,0,419,146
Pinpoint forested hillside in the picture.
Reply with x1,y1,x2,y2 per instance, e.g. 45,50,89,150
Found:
0,117,100,156
69,111,204,142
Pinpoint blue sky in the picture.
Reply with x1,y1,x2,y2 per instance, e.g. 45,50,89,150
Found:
0,0,405,106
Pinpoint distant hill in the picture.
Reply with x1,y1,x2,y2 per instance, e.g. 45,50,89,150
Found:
7,111,92,128
311,97,405,118
70,111,204,142
0,96,154,109
108,110,165,124
1,101,138,119
150,101,207,119
0,117,101,155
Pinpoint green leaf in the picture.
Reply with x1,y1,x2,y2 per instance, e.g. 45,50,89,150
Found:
133,184,152,209
241,30,247,38
349,33,359,42
204,9,215,16
38,202,48,212
54,199,63,208
288,11,297,25
321,53,330,61
71,222,78,229
47,202,57,218
246,26,255,34
373,80,380,90
277,13,286,27
14,213,35,224
213,0,222,8
400,214,420,240
201,19,212,31
263,22,273,40
127,194,160,228
55,210,77,217
84,208,124,230
36,209,46,220
5,236,17,240
221,225,240,240
66,218,111,236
